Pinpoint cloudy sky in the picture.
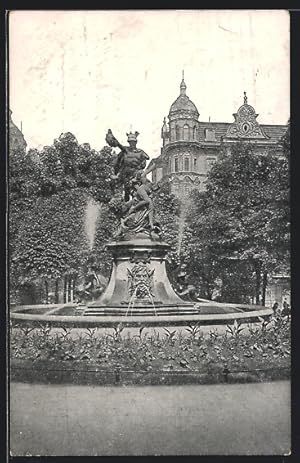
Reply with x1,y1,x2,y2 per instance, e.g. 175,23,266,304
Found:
9,10,289,157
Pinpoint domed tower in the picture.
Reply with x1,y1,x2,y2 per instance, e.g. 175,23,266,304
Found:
168,73,199,143
157,72,204,199
9,110,27,153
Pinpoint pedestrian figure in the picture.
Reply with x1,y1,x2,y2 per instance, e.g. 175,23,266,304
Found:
282,299,290,319
272,301,279,316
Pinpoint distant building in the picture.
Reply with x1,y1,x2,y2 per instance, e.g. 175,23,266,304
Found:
151,74,288,199
9,109,27,153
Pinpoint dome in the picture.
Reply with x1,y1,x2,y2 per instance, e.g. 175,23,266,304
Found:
170,95,199,115
9,110,27,152
169,76,199,118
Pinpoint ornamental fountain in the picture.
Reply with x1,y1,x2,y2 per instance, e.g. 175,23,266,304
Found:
10,129,272,328
84,129,196,317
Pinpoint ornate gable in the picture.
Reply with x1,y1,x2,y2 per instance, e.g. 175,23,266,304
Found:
225,93,269,140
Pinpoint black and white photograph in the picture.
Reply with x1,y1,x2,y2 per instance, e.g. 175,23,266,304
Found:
8,9,290,456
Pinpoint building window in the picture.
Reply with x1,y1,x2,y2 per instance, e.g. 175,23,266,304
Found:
193,126,197,140
176,125,180,140
152,169,157,183
156,167,163,181
183,124,189,141
174,157,179,172
205,128,216,141
193,157,197,170
184,157,190,171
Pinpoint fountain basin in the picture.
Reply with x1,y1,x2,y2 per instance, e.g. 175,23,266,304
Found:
10,238,273,327
10,303,272,327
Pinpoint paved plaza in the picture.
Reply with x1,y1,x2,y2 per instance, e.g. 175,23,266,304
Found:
10,380,290,456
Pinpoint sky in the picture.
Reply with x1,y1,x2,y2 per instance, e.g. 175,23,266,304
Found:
9,10,289,158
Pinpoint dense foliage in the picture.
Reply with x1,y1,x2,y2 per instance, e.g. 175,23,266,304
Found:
153,182,182,276
182,141,289,303
91,197,122,278
9,132,116,302
11,190,89,284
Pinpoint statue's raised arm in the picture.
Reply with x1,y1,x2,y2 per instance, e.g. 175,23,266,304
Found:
105,129,124,151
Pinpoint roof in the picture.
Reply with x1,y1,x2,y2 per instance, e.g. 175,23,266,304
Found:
165,80,287,142
169,94,199,116
259,124,287,141
198,122,230,141
197,122,287,143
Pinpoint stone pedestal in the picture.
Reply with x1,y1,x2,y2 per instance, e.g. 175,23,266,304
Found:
86,238,194,315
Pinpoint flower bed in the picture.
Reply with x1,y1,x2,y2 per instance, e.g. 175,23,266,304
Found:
10,315,290,385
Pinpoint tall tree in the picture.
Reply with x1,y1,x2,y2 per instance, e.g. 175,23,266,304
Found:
10,190,90,303
37,133,115,202
9,147,42,297
153,182,182,280
9,132,116,302
91,193,123,278
183,140,290,304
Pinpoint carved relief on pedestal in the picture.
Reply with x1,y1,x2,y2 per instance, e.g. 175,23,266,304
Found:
126,250,155,304
127,262,155,301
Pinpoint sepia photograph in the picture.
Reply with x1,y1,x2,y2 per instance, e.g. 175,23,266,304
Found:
8,9,290,456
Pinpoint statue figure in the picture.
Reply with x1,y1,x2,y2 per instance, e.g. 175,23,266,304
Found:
176,264,199,301
106,129,150,201
114,173,161,240
75,267,104,303
106,129,163,240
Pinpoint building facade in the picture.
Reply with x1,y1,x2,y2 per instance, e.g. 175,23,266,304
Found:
151,75,287,199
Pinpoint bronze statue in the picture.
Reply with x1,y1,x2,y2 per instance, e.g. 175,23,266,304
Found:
114,174,161,240
75,267,104,303
106,129,163,240
106,129,150,201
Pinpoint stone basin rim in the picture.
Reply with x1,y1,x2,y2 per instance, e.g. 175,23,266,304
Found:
10,307,273,327
106,239,171,251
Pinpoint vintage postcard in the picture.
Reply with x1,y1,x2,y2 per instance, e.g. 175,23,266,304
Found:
8,9,290,456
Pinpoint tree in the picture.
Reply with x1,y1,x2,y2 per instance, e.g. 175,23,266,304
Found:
183,140,290,304
91,193,123,278
9,132,117,302
153,182,182,274
9,147,42,298
37,133,115,202
11,189,90,303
